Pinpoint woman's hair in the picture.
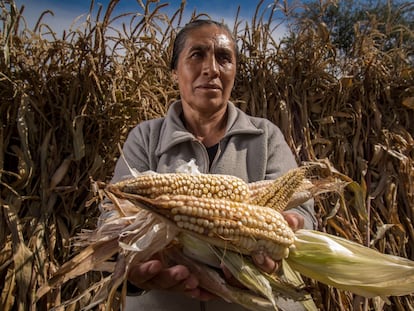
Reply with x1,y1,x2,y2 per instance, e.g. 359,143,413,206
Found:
170,19,238,70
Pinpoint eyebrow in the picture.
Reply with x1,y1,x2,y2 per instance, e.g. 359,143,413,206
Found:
188,44,234,56
188,44,210,52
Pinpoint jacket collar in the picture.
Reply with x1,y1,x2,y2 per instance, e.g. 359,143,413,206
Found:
155,100,263,156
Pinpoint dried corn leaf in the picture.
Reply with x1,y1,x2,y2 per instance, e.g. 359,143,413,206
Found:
4,204,35,310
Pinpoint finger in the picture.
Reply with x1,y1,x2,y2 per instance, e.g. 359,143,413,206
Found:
282,211,304,231
128,259,163,288
165,267,198,291
252,251,279,274
152,265,200,292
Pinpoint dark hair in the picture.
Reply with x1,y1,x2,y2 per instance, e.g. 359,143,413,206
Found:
170,19,238,70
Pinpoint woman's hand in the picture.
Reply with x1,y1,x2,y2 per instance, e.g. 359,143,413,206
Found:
128,212,305,298
252,211,305,274
127,258,215,301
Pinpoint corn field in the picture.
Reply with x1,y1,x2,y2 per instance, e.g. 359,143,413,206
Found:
1,0,413,310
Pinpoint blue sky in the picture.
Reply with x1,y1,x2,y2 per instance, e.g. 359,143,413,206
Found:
14,0,288,37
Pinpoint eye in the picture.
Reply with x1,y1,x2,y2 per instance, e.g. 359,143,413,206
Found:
190,51,203,59
217,52,233,64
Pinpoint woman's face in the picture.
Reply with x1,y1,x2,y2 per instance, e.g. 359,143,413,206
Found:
172,24,237,115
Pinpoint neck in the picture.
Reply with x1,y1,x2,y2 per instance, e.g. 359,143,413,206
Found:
182,107,227,147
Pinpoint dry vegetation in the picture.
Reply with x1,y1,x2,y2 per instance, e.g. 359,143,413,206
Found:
1,0,413,310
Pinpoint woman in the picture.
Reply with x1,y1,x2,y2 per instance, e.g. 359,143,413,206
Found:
112,19,317,311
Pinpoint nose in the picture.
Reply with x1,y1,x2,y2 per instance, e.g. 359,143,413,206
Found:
202,53,219,77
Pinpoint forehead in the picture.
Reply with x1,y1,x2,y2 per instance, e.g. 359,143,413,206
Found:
183,24,235,52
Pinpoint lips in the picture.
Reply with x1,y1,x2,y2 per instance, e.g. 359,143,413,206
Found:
197,83,222,91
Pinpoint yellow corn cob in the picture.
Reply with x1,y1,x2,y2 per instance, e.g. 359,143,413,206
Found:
107,190,295,261
249,167,307,211
112,173,250,202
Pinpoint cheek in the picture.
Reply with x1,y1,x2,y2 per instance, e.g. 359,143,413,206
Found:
179,65,198,83
222,64,236,80
178,75,195,96
223,70,236,88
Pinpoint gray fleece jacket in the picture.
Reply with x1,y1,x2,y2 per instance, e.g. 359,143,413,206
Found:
113,100,316,310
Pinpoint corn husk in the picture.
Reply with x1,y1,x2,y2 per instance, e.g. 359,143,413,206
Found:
36,199,180,309
287,229,414,298
179,232,310,310
280,260,318,311
165,243,279,311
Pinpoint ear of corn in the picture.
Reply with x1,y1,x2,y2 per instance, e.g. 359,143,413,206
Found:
248,167,307,211
109,191,295,261
112,173,250,202
247,179,274,197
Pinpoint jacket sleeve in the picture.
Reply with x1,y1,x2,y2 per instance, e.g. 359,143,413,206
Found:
110,124,153,183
